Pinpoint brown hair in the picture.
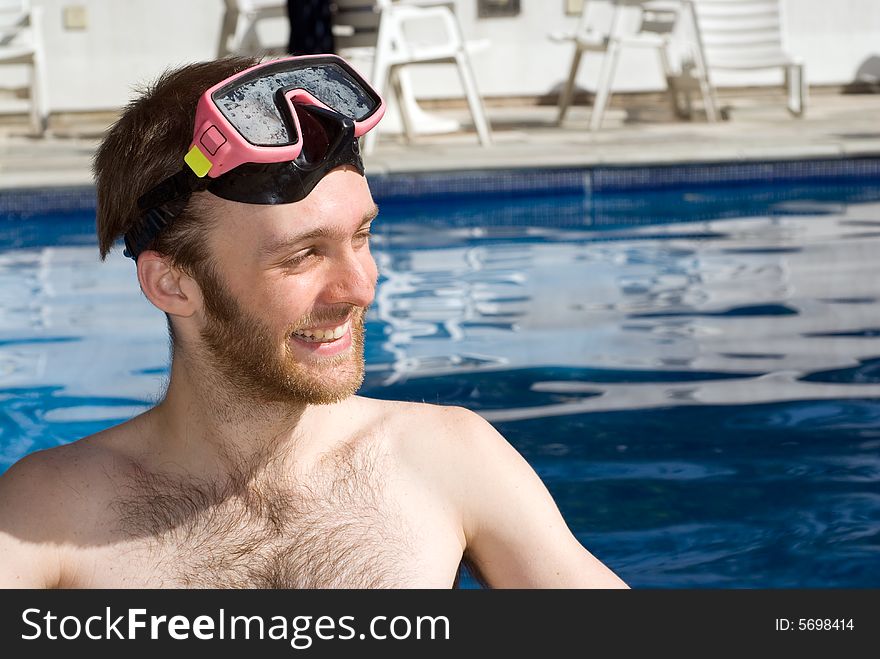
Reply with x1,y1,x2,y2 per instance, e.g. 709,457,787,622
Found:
93,56,260,271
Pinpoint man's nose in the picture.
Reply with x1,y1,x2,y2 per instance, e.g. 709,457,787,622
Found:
324,249,376,308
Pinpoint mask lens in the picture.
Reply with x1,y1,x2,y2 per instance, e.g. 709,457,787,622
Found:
212,61,379,147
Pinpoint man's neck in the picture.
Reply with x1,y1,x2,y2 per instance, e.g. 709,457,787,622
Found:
140,356,333,485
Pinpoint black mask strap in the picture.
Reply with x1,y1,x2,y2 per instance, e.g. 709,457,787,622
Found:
123,169,208,260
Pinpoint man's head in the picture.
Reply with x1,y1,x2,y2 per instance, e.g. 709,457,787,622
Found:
95,57,260,275
93,57,381,405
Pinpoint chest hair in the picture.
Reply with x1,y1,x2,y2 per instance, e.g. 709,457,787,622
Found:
113,441,416,588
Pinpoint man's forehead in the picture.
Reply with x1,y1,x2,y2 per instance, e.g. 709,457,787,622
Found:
202,167,376,256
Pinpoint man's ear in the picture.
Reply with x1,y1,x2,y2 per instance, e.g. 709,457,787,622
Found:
135,251,202,318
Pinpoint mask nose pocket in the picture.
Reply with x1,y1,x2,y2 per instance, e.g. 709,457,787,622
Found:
292,102,359,171
294,103,335,166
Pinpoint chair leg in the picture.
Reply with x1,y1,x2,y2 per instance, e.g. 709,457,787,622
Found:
363,58,390,154
454,50,492,146
786,63,805,117
683,86,694,119
364,15,394,156
557,46,584,125
362,68,387,155
684,0,719,122
800,64,808,114
29,10,48,136
693,56,718,123
217,5,239,57
28,62,46,136
657,45,684,118
230,14,250,54
590,41,620,132
391,67,415,144
239,19,260,54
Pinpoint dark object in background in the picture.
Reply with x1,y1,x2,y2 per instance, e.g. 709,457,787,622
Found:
478,0,520,18
287,0,336,55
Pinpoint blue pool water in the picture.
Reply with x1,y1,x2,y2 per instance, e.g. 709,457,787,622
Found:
2,175,880,588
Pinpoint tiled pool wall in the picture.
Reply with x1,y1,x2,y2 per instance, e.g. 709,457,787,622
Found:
2,156,880,216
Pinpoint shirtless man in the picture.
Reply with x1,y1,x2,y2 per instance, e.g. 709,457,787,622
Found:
0,56,628,589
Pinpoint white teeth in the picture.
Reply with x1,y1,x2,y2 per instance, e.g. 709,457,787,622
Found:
293,321,349,343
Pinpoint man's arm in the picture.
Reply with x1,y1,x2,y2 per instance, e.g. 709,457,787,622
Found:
447,407,629,589
0,453,66,588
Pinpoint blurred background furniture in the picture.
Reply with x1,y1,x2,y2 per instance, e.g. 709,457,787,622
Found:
0,0,47,135
550,0,718,130
360,0,493,154
335,0,462,144
218,0,493,153
218,0,288,56
219,0,346,56
692,0,806,116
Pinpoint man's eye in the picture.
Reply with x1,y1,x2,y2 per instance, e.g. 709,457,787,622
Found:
354,230,372,245
281,250,315,268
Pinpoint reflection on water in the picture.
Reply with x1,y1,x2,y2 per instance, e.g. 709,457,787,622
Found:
2,182,880,587
363,195,880,429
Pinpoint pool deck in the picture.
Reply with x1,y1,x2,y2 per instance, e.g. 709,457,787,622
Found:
1,88,879,189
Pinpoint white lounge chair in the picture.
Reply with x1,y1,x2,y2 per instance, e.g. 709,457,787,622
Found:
692,0,806,116
550,0,718,130
335,0,461,140
0,0,47,135
362,0,493,154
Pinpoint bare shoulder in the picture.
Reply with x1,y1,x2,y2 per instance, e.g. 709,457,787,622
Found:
351,395,509,499
352,396,629,588
0,422,137,548
2,442,91,527
0,419,149,588
353,395,497,455
353,394,488,428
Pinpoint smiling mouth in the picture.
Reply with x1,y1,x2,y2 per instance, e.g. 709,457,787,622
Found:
290,320,351,343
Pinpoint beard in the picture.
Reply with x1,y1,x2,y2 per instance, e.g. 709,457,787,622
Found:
192,264,367,406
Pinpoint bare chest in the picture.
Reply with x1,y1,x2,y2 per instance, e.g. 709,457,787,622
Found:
70,456,462,588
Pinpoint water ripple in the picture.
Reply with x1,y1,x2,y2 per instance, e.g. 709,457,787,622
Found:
4,184,880,586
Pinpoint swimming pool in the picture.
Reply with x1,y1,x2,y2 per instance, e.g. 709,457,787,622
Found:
2,165,880,588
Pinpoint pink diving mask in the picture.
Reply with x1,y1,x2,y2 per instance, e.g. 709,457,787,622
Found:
124,54,386,260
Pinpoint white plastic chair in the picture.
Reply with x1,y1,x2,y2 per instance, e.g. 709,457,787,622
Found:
0,0,47,135
335,0,465,140
362,0,493,154
550,0,718,130
692,0,806,116
217,0,288,56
